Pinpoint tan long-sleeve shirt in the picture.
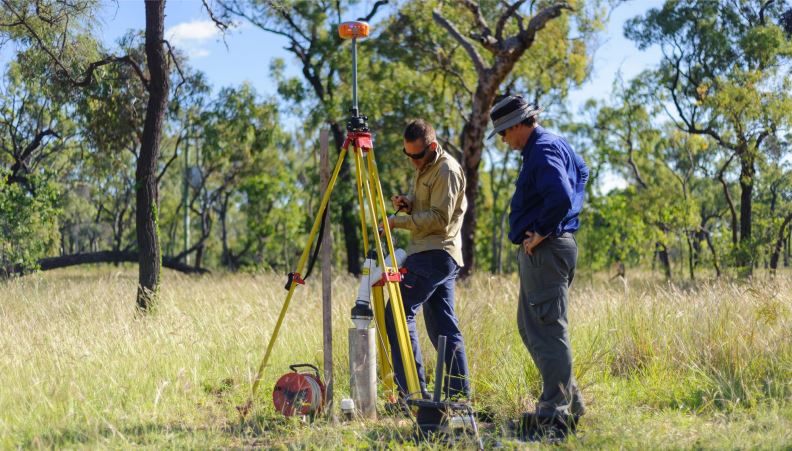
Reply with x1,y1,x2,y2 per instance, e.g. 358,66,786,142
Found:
391,146,467,267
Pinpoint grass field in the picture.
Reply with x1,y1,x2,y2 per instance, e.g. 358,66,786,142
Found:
1,265,791,449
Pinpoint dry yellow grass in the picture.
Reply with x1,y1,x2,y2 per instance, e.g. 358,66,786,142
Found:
1,265,790,448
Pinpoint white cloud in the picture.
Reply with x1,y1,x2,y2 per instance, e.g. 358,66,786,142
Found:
166,20,219,46
166,20,224,58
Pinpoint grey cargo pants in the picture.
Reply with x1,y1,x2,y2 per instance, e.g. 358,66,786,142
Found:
517,233,585,417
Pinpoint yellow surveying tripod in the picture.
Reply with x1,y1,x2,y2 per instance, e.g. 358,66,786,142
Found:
240,20,420,416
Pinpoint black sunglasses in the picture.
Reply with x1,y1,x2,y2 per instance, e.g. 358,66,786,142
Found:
402,142,432,160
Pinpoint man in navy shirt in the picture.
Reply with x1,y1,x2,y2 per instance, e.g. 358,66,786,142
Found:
489,95,589,439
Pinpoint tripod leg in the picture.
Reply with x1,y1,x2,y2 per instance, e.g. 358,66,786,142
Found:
355,147,421,398
366,149,400,264
353,145,370,255
244,147,349,413
371,285,395,395
366,149,421,395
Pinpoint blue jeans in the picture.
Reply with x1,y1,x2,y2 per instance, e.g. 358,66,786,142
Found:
385,250,470,399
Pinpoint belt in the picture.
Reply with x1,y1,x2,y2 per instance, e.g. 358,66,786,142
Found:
515,232,574,246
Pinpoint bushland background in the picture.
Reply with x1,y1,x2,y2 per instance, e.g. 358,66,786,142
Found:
1,0,791,448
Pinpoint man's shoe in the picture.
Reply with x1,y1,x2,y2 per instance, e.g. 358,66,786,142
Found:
517,411,580,442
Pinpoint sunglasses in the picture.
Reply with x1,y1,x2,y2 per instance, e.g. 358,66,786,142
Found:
402,142,432,160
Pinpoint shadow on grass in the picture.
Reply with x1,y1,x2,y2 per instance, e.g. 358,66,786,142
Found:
21,408,507,448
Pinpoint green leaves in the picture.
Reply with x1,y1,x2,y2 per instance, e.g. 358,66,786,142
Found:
0,169,60,274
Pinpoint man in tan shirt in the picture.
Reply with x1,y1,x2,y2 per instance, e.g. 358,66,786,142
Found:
384,119,470,401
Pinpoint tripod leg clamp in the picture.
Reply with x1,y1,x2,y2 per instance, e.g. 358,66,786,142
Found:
284,272,305,290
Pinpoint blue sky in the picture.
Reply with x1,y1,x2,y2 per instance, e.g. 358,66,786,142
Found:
92,0,663,114
0,0,664,119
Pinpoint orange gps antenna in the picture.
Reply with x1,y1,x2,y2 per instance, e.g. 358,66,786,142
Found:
338,21,370,39
337,21,370,124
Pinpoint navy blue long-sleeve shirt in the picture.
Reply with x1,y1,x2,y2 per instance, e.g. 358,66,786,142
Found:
508,126,589,244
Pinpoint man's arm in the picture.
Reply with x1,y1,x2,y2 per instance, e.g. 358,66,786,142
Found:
391,168,462,232
533,146,574,237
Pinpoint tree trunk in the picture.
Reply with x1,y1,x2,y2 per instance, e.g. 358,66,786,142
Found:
329,122,361,275
489,178,500,274
770,213,792,273
3,250,208,276
718,169,739,246
737,154,754,271
136,0,169,311
703,229,721,277
490,207,498,273
497,208,509,274
656,242,671,279
220,192,231,269
685,232,695,280
459,81,498,277
194,244,204,270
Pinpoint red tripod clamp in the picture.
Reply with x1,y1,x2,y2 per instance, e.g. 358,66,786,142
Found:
284,272,305,290
343,131,373,152
373,268,405,286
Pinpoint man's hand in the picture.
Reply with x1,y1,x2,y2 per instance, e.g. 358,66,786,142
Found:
523,231,547,255
379,215,397,236
391,195,412,213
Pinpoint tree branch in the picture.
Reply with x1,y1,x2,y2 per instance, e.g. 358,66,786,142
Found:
157,135,182,184
496,0,528,43
357,0,388,22
162,39,186,98
19,128,59,162
2,0,150,89
432,9,485,76
758,0,775,25
504,2,571,52
201,0,231,32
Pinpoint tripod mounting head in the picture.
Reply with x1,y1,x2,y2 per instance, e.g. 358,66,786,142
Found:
347,110,369,132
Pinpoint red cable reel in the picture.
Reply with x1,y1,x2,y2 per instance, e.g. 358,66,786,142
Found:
272,364,326,417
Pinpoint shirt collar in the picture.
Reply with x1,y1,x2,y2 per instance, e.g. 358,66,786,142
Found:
419,144,443,173
521,126,544,157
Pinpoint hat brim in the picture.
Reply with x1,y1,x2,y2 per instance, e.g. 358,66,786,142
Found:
487,106,543,140
487,115,526,139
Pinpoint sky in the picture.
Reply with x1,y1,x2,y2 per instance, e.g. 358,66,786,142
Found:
0,0,665,121
89,0,664,113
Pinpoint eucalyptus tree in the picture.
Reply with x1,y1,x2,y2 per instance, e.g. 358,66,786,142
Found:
625,0,792,272
0,53,77,275
181,83,290,270
1,0,177,309
754,146,792,272
75,32,205,263
586,74,733,279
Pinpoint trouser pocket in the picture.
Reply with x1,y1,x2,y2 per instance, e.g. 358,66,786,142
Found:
526,285,567,325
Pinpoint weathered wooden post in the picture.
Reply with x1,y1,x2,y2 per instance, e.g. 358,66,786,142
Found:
320,128,334,413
